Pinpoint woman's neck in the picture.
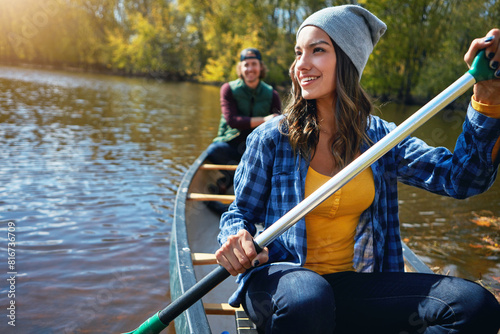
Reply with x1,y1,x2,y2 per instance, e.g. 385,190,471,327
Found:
316,98,336,135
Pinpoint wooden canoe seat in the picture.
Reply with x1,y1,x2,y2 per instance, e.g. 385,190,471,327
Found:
192,252,217,265
187,193,235,204
200,164,238,171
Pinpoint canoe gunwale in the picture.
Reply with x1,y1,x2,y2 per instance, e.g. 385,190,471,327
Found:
170,150,212,334
402,241,434,274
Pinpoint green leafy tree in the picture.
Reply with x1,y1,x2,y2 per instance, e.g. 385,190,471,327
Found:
107,1,188,77
0,0,497,103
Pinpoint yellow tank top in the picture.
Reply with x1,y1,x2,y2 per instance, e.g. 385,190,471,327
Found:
304,166,375,275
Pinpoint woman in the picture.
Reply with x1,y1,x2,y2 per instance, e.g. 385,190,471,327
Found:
216,5,500,334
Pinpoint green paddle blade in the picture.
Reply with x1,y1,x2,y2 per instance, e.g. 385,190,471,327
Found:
123,312,167,334
469,49,497,82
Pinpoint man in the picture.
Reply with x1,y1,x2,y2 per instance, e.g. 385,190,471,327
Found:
206,48,281,195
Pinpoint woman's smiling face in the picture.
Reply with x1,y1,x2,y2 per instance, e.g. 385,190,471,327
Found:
294,26,337,105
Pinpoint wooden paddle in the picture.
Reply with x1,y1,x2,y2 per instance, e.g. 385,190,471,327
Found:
124,50,497,334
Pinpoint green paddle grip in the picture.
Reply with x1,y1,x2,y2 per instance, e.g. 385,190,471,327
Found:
123,312,167,334
468,49,498,82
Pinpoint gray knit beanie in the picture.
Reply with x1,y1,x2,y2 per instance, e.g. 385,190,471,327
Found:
297,5,387,79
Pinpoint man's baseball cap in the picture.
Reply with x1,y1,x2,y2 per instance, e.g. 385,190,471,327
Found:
240,48,262,61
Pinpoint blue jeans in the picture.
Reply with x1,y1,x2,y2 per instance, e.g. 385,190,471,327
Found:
242,264,500,334
205,141,245,165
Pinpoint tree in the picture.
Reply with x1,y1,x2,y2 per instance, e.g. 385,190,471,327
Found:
0,0,496,103
106,1,188,78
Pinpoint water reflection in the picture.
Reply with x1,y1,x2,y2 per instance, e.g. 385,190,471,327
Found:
0,66,220,333
0,66,498,333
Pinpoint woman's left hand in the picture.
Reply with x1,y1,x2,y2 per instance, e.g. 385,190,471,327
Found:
464,28,500,105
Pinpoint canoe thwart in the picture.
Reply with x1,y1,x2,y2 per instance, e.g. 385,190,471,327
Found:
235,310,259,334
187,193,235,204
192,253,218,265
200,164,238,171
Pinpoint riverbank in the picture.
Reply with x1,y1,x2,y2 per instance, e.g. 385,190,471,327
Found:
0,60,193,82
1,60,474,110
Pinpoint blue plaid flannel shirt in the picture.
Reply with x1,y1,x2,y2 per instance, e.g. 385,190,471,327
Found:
218,104,500,307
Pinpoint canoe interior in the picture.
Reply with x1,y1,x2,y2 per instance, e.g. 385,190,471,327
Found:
170,150,240,334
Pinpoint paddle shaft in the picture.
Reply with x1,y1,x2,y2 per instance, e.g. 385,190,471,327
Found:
158,266,230,324
126,50,495,334
157,243,263,325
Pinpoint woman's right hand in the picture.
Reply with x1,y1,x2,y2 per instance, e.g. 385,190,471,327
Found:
464,28,500,105
215,229,269,276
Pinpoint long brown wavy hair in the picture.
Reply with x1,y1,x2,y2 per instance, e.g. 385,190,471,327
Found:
280,39,373,169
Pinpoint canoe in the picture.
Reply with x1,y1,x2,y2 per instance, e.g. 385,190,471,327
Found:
169,149,434,334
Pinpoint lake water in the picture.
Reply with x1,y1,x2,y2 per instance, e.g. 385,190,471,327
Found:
0,66,498,333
